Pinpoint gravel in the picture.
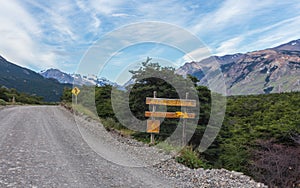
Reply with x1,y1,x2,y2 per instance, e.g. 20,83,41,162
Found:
0,105,267,187
76,108,268,188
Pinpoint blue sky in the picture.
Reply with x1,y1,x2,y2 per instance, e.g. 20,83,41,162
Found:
1,0,300,84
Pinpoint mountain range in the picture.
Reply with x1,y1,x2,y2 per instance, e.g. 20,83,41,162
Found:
0,56,71,102
176,39,300,95
0,55,121,102
1,39,300,101
39,68,118,87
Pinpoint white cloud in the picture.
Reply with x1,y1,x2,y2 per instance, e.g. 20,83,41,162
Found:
88,0,124,15
0,1,40,35
192,0,273,35
0,0,57,69
112,13,130,17
213,15,300,55
134,1,194,26
182,47,212,62
75,0,102,33
26,0,77,41
215,37,244,56
246,16,300,50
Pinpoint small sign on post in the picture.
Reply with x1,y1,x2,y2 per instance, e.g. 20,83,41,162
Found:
147,120,160,134
72,87,80,104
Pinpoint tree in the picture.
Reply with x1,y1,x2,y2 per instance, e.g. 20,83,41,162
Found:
126,58,208,144
0,87,9,101
187,74,199,87
60,87,72,102
95,85,115,118
127,57,182,140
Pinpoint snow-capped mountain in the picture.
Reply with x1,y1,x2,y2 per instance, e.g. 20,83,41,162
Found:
40,69,73,84
40,68,118,87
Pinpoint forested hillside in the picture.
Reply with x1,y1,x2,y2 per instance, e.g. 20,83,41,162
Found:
0,56,71,102
204,92,300,187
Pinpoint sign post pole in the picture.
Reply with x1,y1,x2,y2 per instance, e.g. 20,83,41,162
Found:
150,91,157,145
182,92,188,146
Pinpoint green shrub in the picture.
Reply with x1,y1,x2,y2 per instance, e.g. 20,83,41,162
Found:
131,132,150,143
156,142,180,154
0,99,6,106
176,147,207,169
101,117,124,130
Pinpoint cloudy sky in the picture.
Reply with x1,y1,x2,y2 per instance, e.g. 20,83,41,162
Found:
1,0,300,83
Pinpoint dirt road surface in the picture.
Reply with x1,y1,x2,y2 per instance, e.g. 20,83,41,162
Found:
0,106,179,188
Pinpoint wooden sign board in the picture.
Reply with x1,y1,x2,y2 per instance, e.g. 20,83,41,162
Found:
146,97,196,107
147,120,160,133
145,111,196,119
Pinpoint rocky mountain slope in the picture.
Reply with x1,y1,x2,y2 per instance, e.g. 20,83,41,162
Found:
176,39,300,95
0,56,71,102
40,68,118,87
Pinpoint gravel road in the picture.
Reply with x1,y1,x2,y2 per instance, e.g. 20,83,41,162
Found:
0,106,181,188
0,105,267,188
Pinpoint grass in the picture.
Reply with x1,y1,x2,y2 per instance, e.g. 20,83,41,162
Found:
156,141,181,155
71,103,99,120
0,99,6,106
64,103,135,137
175,146,209,169
101,118,135,137
119,128,136,137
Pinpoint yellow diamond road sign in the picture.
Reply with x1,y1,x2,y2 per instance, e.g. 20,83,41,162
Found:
72,87,80,96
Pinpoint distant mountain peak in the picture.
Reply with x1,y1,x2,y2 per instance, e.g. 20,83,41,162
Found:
40,68,61,73
39,68,119,87
176,39,300,95
40,69,73,84
271,39,300,52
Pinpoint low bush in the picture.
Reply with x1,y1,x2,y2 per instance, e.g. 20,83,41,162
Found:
0,99,6,106
101,117,124,130
176,147,208,169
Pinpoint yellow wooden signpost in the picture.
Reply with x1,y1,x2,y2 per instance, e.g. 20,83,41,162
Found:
146,97,196,107
145,111,195,119
72,87,80,104
145,91,197,145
